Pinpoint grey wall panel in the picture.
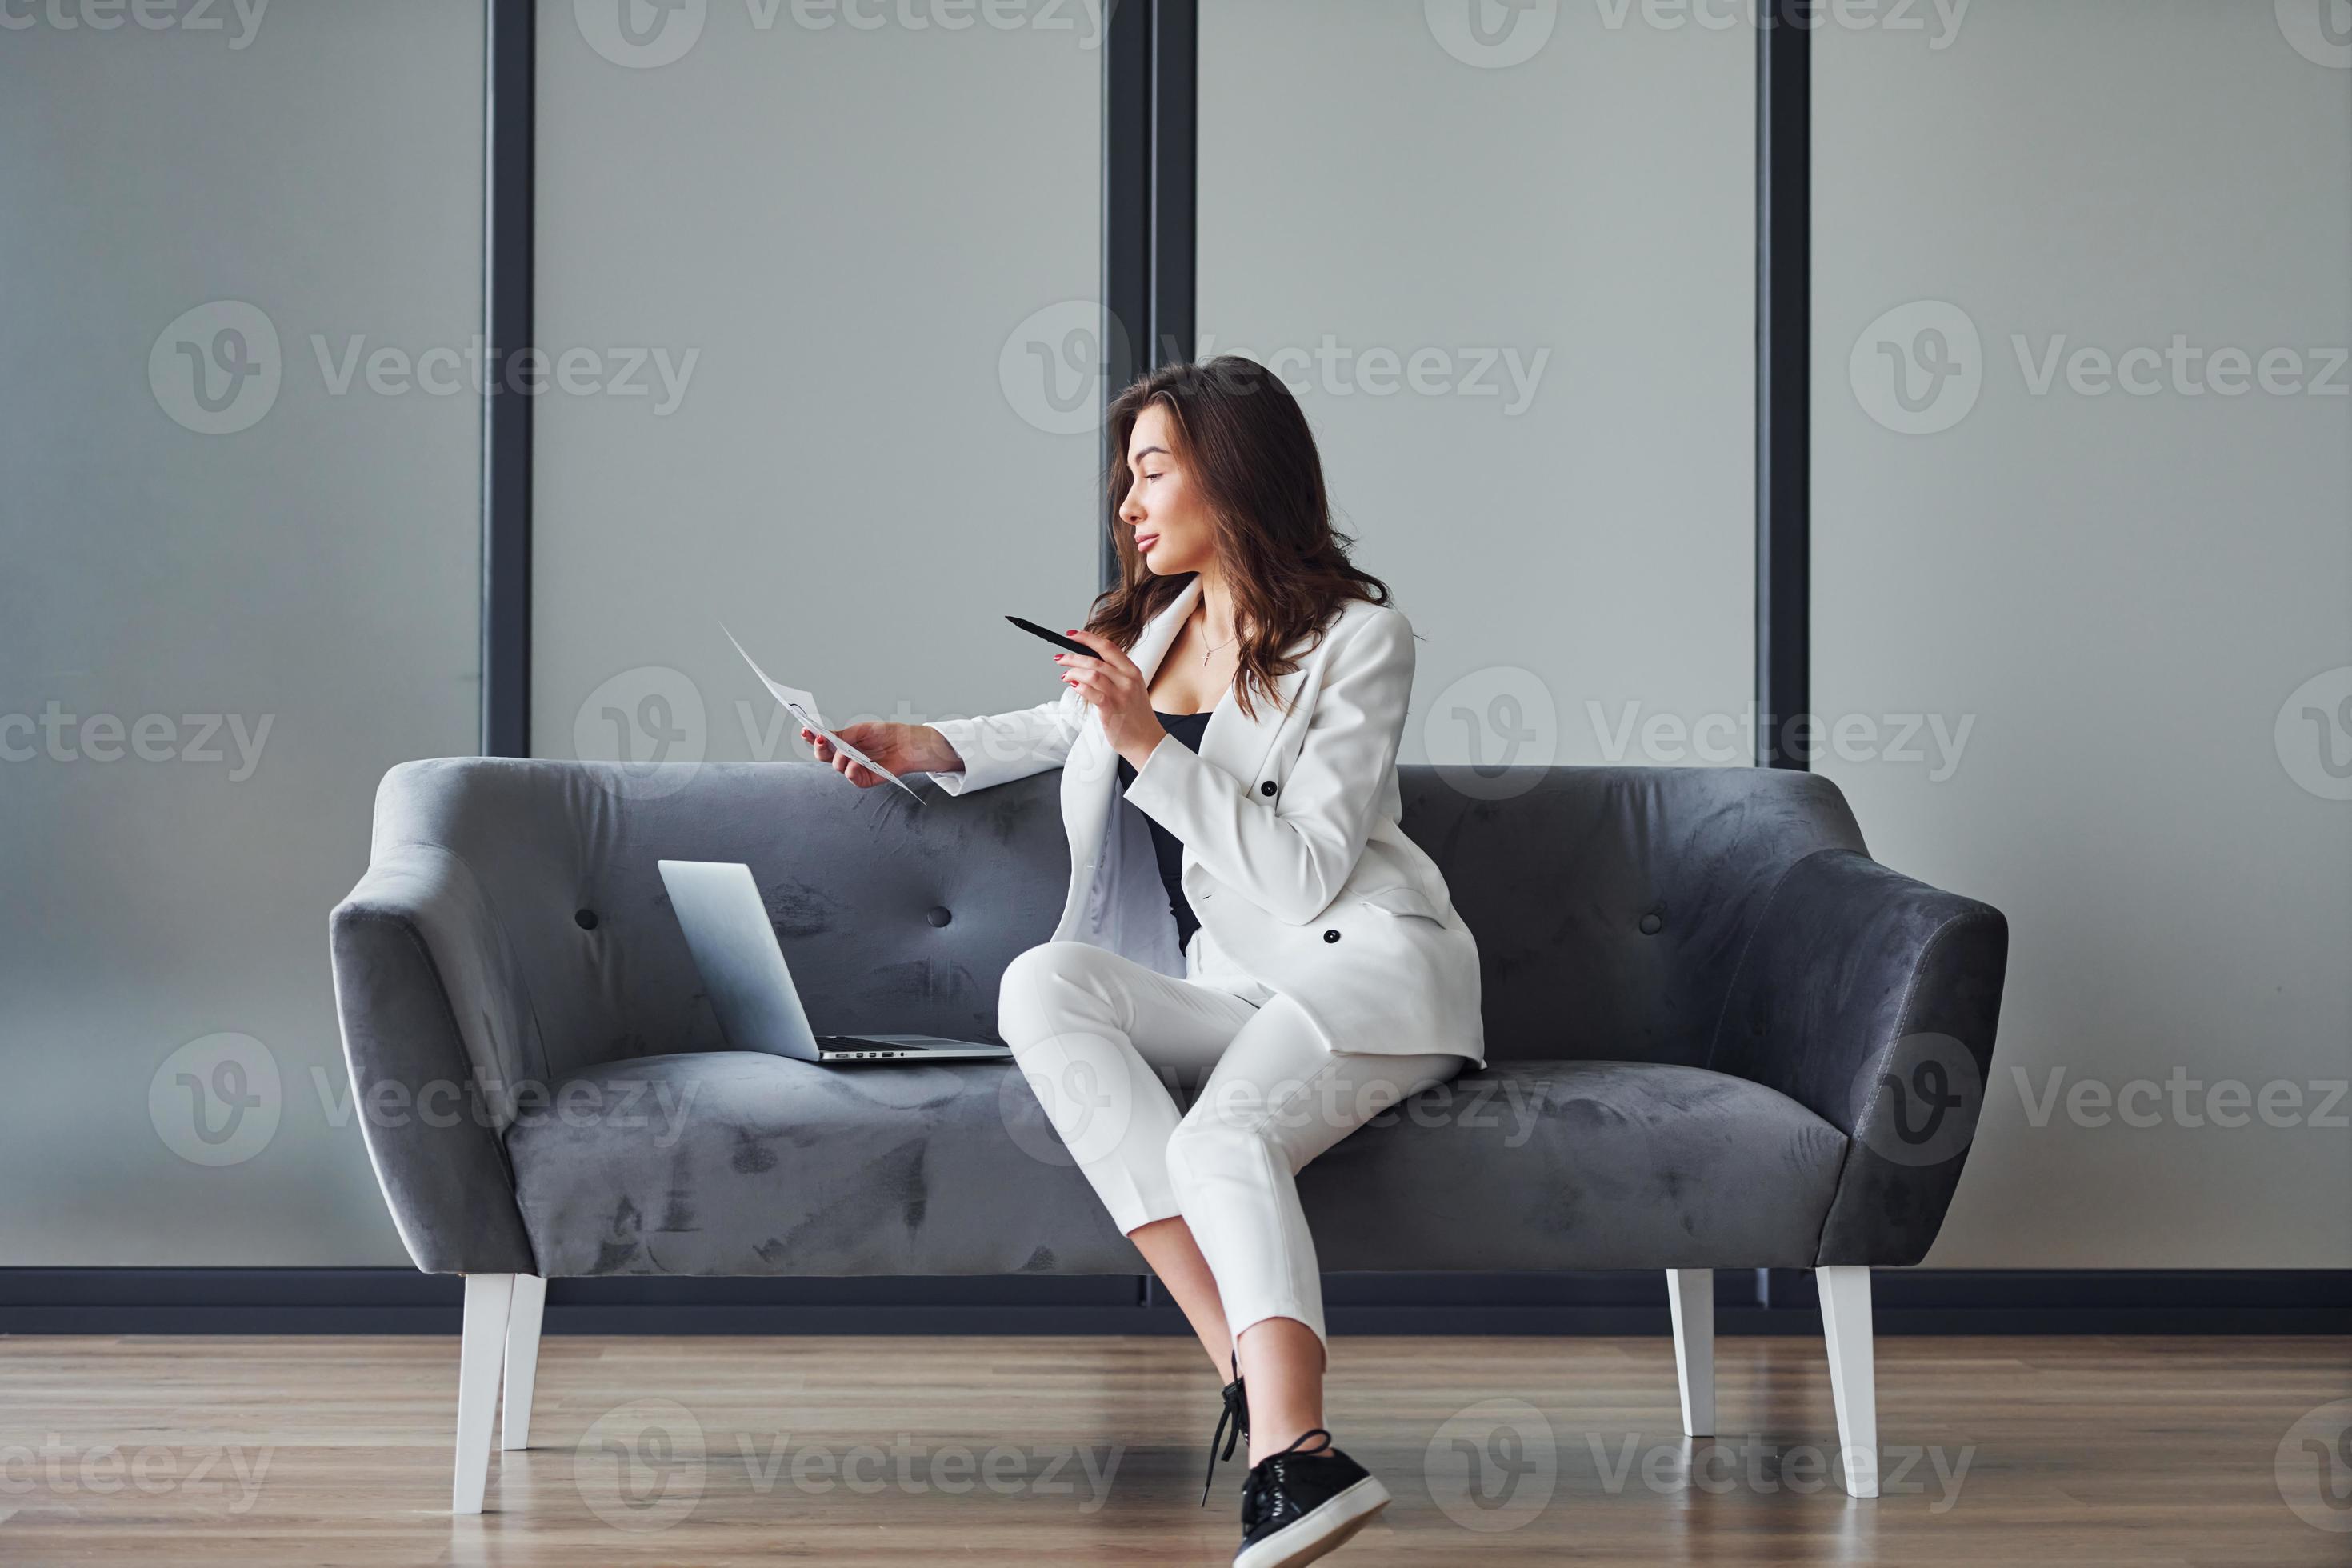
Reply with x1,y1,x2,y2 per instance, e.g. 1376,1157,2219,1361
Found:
531,6,1103,777
0,1,486,1263
1815,1,2352,1266
1196,0,1755,778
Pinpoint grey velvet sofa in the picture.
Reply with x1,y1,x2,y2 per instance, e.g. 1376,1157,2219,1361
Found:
329,757,2009,1513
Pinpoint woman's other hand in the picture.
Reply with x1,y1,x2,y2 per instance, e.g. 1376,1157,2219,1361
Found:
798,721,959,787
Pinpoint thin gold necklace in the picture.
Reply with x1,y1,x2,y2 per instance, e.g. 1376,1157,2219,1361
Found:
1194,603,1240,666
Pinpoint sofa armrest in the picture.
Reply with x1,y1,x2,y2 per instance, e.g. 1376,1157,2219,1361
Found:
329,844,542,1275
1706,846,2010,1267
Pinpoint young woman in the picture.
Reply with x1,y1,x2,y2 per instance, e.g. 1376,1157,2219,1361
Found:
798,355,1486,1567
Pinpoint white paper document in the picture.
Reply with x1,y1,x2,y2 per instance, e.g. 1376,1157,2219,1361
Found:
723,624,926,804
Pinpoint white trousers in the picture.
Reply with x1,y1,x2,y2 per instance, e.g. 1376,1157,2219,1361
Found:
996,935,1462,1349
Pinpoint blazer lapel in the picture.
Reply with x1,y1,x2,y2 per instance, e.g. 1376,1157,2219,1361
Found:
1134,576,1301,786
1080,573,1315,802
1061,578,1200,878
1070,576,1199,780
1060,576,1331,947
1129,575,1204,691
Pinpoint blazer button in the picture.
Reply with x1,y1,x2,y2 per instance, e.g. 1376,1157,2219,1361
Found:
1322,929,1340,942
1260,780,1277,797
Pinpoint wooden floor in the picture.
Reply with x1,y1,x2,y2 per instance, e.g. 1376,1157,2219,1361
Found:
0,1333,2346,1565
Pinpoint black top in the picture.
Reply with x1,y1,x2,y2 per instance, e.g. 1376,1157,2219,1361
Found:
1116,709,1214,955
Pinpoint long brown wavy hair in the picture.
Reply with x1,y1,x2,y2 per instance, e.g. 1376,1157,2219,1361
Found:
1087,356,1393,723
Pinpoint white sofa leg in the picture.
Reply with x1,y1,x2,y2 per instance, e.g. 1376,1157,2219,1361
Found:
454,1273,515,1514
1665,1269,1715,1437
1817,1266,1878,1498
501,1274,546,1452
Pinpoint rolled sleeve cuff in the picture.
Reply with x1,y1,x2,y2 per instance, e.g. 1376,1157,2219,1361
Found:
920,718,986,796
1118,730,1194,818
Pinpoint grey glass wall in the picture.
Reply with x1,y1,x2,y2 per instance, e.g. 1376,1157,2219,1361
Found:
1815,0,2352,1266
532,4,1105,775
8,2,2343,1278
0,1,486,1263
1196,0,1756,777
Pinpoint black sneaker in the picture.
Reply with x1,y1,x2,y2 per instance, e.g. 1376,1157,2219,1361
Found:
1200,1356,1250,1506
1233,1429,1390,1568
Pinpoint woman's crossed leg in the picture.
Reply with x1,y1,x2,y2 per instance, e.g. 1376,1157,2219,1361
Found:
996,938,1461,1462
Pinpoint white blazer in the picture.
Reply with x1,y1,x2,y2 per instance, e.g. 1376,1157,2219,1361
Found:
923,576,1486,1068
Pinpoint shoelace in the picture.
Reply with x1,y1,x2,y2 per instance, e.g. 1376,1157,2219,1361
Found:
1236,1428,1337,1524
1200,1366,1250,1507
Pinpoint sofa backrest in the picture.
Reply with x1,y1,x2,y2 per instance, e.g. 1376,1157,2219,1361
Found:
368,757,1865,1079
1398,765,1864,1065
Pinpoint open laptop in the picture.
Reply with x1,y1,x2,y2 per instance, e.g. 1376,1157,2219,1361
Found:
657,859,1013,1062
